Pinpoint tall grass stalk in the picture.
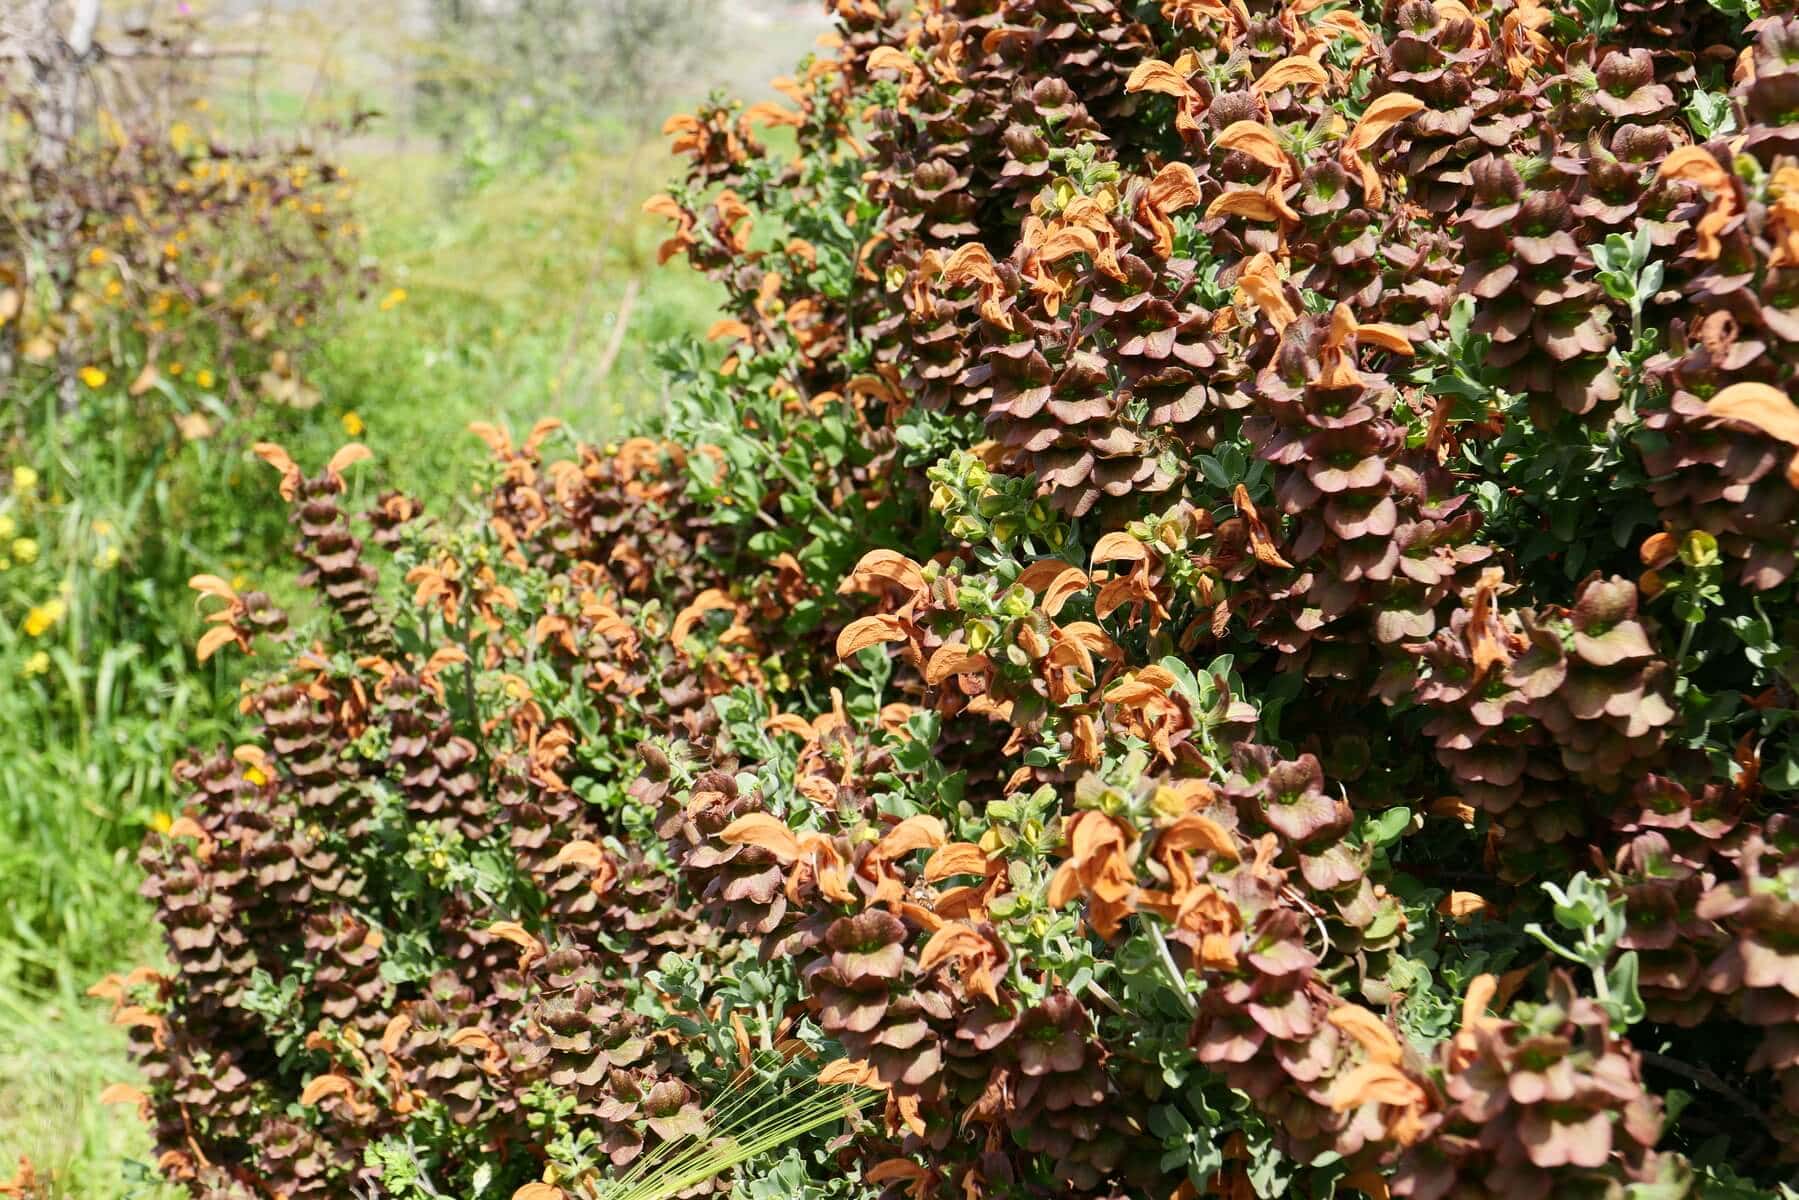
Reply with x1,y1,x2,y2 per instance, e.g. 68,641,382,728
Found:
588,1059,875,1200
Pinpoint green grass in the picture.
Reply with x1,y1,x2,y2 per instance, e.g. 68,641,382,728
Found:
0,128,713,1195
279,141,719,514
0,977,179,1200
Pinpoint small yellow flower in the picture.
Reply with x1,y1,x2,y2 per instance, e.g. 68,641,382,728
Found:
88,247,109,266
379,287,408,312
104,280,123,299
167,362,184,376
196,369,215,389
12,466,38,494
93,545,120,571
92,519,112,536
79,366,108,389
341,411,365,437
243,765,268,787
23,599,65,637
230,574,248,591
21,650,50,678
147,810,173,833
0,515,15,540
11,537,37,564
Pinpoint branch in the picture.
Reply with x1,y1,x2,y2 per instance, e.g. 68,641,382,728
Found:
593,278,640,382
0,45,267,61
66,0,100,58
1639,1050,1771,1131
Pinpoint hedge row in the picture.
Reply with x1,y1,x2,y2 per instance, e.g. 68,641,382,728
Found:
81,1,1799,1198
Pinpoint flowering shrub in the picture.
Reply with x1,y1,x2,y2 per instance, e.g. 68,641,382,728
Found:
84,1,1799,1198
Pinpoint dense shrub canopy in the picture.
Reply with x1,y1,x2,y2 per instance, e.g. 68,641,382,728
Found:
90,0,1799,1198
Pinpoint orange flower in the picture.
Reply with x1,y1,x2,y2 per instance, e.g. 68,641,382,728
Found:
1231,483,1292,569
1046,811,1139,937
938,243,1014,330
1657,146,1738,262
1234,253,1298,333
1324,1005,1433,1146
1339,92,1424,207
188,574,260,662
918,920,1007,1003
1125,53,1210,136
1136,162,1202,259
1705,381,1799,489
1318,302,1414,389
642,193,698,264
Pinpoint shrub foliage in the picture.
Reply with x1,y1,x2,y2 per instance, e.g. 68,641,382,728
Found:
84,0,1799,1198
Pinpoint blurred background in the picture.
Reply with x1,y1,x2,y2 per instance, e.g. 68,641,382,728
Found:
0,2,823,1194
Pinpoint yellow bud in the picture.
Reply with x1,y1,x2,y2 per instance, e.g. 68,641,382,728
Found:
1151,786,1185,819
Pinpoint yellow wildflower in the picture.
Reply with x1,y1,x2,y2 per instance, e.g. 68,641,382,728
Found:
341,411,365,437
23,599,65,637
88,247,109,266
22,650,50,678
0,515,14,539
11,537,37,564
168,362,184,376
379,288,408,312
196,369,215,389
94,545,120,571
148,810,173,833
93,519,112,536
243,765,268,787
79,366,108,389
12,466,38,494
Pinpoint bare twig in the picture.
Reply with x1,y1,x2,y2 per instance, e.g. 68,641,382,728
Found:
66,0,100,58
593,278,641,382
1639,1050,1772,1131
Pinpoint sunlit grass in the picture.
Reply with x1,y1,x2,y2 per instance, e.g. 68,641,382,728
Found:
285,138,719,516
0,968,179,1200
